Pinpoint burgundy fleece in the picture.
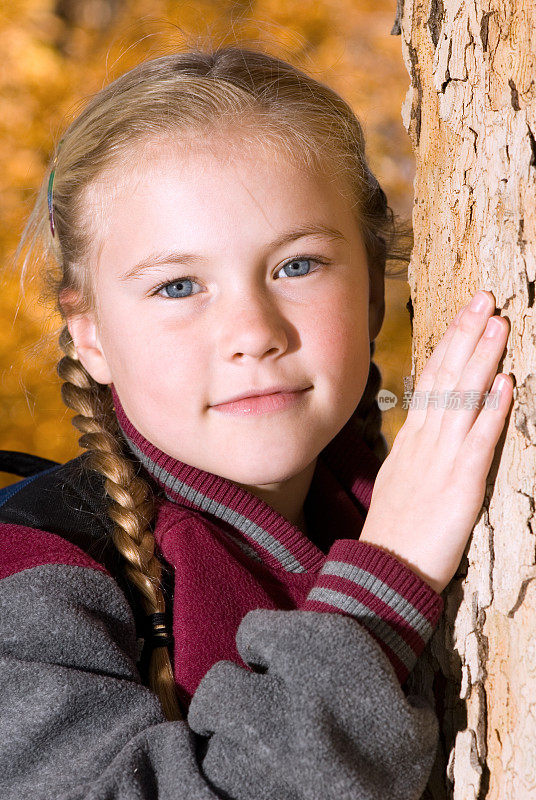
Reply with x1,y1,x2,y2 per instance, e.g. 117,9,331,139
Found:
111,386,444,706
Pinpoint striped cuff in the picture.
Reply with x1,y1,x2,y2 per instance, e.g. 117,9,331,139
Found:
300,539,444,684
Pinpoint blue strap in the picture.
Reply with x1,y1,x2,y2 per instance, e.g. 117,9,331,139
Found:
0,465,62,510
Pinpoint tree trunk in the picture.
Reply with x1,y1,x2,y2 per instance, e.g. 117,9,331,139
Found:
392,1,536,798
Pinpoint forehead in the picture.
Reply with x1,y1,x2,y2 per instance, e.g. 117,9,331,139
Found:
87,127,354,206
81,133,359,273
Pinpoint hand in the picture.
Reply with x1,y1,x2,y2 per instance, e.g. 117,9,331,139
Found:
360,290,514,595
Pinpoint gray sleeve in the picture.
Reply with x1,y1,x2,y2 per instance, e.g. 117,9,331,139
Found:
0,564,439,800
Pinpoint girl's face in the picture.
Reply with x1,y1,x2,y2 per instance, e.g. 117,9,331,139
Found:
68,139,383,491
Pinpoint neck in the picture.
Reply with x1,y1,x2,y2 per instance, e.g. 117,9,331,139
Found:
229,458,317,531
110,386,322,532
110,384,383,543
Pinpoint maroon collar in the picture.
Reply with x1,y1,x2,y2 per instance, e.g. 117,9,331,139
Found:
111,385,382,572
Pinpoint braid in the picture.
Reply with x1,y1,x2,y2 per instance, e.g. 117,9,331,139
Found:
347,172,390,466
57,325,183,722
347,161,407,466
351,340,389,464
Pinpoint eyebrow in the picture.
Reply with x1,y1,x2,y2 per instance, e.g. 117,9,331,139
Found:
118,223,347,281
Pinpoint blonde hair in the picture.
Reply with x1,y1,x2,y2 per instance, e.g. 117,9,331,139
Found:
16,44,412,721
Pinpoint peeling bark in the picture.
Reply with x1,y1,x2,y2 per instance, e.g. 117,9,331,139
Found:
394,1,536,797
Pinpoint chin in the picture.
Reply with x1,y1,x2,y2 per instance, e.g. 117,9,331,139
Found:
218,452,312,487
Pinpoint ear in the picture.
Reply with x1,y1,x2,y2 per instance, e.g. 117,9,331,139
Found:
368,267,385,342
65,318,113,386
59,289,113,385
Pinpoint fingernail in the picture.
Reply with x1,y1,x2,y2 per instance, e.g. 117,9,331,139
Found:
484,317,501,337
469,291,489,311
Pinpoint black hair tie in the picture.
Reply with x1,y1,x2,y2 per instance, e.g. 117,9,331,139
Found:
144,612,173,649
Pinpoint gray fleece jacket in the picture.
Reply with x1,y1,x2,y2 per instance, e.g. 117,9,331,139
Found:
0,454,440,800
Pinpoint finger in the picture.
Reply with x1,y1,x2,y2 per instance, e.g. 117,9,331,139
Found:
414,308,465,393
437,313,510,447
403,294,487,431
412,291,496,434
455,372,514,479
431,292,496,396
402,308,462,429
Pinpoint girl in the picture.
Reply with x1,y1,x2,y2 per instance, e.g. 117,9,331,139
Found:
0,45,512,800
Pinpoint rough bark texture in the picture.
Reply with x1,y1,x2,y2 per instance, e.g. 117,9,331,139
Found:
393,1,536,798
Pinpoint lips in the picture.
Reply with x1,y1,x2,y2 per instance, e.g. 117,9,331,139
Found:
210,387,311,416
211,385,311,407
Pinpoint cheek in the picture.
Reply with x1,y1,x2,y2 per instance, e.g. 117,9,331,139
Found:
100,310,203,398
307,291,369,373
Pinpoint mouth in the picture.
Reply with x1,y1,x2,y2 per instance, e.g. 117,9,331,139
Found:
212,384,312,406
210,386,312,416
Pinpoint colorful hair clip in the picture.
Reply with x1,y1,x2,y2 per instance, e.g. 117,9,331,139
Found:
47,138,64,237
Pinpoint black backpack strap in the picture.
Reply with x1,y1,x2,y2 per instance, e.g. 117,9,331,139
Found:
0,450,60,478
0,450,174,664
0,452,115,562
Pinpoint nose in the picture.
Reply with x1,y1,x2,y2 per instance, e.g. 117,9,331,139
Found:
216,292,289,361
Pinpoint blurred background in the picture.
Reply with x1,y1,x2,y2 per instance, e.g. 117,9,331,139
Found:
0,0,414,488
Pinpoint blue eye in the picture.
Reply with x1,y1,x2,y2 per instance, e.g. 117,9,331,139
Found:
153,256,326,299
276,257,322,279
155,277,201,299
